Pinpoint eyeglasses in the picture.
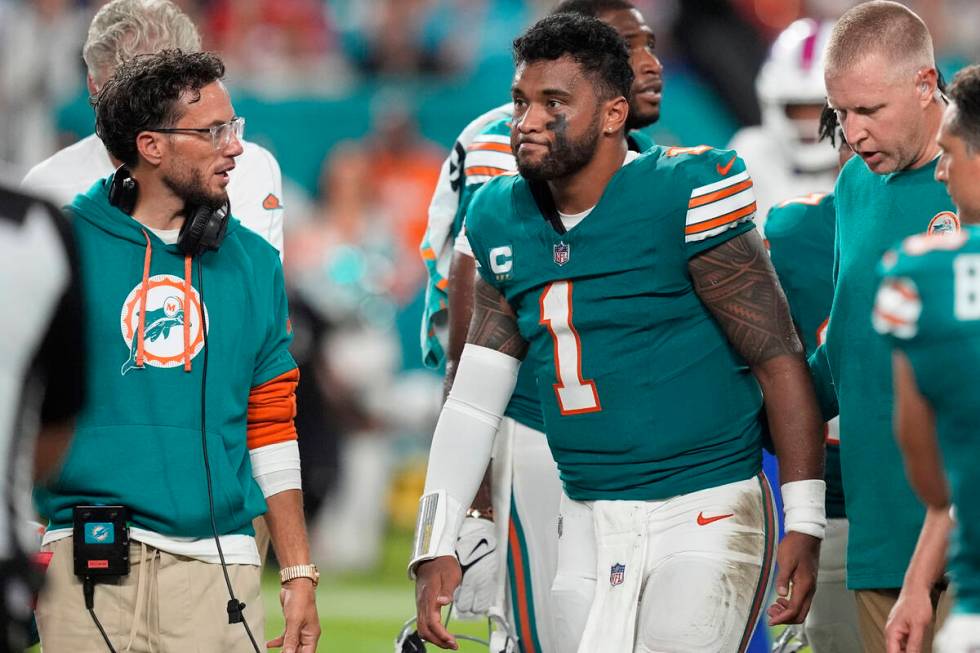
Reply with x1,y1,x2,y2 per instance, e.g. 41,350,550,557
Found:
147,116,245,150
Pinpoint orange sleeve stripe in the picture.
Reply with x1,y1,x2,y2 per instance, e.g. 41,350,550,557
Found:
685,203,757,235
421,247,436,261
247,368,299,450
436,278,449,290
873,308,909,327
464,165,511,177
467,142,512,153
688,179,754,209
892,283,919,301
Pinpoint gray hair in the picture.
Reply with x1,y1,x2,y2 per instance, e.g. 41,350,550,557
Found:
83,0,201,86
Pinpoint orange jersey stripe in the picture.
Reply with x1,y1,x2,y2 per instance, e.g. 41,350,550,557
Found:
892,282,919,302
420,247,436,261
688,179,754,209
436,278,448,291
686,202,757,235
467,141,511,154
247,368,299,449
873,308,910,327
464,165,510,177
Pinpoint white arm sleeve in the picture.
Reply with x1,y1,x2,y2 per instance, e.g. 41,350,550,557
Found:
408,344,520,578
249,440,302,498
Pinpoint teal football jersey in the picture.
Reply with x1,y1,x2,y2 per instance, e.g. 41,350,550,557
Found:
822,155,956,590
453,119,659,432
765,192,844,519
873,226,980,614
466,145,763,501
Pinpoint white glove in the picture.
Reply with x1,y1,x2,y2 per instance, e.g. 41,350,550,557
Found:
452,516,498,620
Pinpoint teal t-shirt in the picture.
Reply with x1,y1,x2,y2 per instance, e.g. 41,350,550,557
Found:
874,226,980,614
765,192,845,519
466,145,763,501
817,155,955,590
35,175,296,538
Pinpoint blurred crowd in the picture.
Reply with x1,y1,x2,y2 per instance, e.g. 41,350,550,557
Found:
2,0,979,574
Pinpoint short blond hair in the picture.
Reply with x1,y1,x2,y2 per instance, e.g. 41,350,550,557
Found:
83,0,201,86
825,1,934,79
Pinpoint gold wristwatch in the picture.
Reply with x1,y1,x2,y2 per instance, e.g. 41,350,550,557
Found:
279,564,320,588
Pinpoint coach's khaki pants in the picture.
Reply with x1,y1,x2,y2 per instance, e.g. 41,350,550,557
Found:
36,537,264,653
856,586,952,653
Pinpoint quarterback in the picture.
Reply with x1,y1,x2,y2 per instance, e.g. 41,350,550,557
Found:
412,14,825,653
418,2,661,651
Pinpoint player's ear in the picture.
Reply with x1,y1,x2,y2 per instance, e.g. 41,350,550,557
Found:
602,95,629,135
915,67,938,107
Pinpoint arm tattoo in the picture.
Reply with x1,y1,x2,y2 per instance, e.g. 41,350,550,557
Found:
688,231,802,365
467,278,528,359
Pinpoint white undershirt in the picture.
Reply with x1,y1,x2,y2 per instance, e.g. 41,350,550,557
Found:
147,226,180,245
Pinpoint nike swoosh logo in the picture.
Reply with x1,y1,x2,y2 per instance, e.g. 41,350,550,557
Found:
467,538,489,559
459,539,493,573
716,155,737,176
697,512,734,526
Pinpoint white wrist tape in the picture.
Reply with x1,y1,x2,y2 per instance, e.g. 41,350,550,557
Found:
781,479,827,540
409,344,520,579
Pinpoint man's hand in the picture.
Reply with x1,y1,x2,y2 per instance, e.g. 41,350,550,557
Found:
267,579,320,653
768,531,820,625
453,517,498,619
885,584,936,653
415,555,463,649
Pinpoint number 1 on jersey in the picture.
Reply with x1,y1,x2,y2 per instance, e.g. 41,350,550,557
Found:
540,281,602,415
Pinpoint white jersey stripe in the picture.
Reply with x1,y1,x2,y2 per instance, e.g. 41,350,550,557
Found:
690,170,750,198
469,134,510,147
686,188,756,225
684,214,754,243
465,150,515,172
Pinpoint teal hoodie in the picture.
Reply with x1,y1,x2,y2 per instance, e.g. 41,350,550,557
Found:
36,175,296,538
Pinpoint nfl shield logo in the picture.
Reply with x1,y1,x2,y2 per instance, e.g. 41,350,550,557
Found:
609,563,625,587
554,241,570,266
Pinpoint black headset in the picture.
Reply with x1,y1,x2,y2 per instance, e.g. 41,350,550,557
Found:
107,165,230,256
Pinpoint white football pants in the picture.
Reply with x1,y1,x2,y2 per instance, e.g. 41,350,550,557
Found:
551,474,777,653
491,417,562,653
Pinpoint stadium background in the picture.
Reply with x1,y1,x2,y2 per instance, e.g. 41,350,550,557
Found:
1,0,977,650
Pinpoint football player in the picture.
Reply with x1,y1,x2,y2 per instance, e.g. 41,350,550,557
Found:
411,13,825,652
873,64,980,653
766,131,861,652
728,19,837,224
418,2,661,651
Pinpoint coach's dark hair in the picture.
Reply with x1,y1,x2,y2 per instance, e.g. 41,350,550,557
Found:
513,14,633,101
551,0,635,17
94,49,225,167
947,65,980,155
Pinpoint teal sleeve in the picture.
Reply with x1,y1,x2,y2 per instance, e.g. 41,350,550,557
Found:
252,259,297,387
682,152,758,258
808,343,839,421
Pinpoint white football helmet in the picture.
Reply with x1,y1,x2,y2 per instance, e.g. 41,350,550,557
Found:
756,19,837,172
